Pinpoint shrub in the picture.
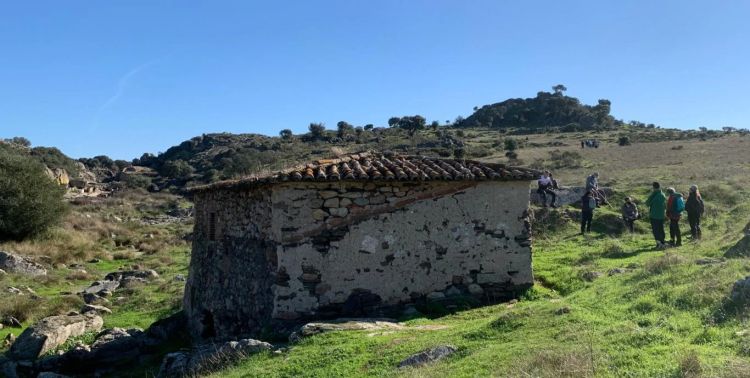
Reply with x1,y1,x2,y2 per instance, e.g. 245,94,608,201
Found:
618,136,631,146
504,138,519,151
0,150,68,240
160,159,195,180
548,150,582,169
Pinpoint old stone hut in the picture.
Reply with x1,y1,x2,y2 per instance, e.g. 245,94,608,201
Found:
184,152,539,340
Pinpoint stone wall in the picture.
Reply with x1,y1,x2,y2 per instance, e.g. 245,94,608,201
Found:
270,180,532,321
184,187,277,340
185,180,533,340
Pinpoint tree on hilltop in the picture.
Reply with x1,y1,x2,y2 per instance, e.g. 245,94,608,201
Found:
308,123,326,140
552,84,567,95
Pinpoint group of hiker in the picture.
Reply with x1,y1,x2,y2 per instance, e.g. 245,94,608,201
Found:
644,182,704,248
537,171,705,248
581,139,600,148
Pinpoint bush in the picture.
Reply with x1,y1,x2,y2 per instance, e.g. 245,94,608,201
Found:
160,159,195,180
0,150,68,240
618,136,631,146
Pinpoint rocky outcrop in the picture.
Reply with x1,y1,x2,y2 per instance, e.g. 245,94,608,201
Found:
80,269,160,296
289,318,404,342
157,339,273,378
530,186,613,207
44,167,70,186
9,313,103,360
725,222,750,258
0,251,47,276
398,345,457,368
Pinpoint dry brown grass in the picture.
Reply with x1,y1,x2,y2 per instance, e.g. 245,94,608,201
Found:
503,348,599,378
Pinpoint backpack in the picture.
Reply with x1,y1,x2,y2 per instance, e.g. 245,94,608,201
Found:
673,196,685,213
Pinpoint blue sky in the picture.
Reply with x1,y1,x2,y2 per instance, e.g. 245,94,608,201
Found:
1,1,749,159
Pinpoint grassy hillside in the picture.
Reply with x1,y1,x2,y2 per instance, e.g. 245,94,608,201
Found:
205,135,750,377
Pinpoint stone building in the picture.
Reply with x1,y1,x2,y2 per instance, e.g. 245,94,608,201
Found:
184,152,539,340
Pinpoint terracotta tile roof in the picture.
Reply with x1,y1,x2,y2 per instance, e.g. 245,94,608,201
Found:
190,151,540,192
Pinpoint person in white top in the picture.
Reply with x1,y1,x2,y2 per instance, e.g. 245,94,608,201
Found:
537,170,557,207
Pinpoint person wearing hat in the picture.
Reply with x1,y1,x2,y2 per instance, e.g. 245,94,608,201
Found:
621,196,639,233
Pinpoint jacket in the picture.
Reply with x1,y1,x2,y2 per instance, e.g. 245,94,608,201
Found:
666,193,684,221
585,175,598,191
582,194,597,212
622,202,639,221
645,189,666,220
685,193,704,216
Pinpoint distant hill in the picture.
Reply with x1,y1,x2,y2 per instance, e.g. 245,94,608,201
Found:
458,90,622,130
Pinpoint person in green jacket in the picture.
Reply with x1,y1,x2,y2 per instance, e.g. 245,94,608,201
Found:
645,181,667,248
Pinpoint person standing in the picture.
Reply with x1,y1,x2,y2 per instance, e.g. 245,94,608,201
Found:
580,189,597,234
666,188,685,246
585,172,608,205
537,170,557,207
621,197,639,233
645,182,667,248
685,185,704,240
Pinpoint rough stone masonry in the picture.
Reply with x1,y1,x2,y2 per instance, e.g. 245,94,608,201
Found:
183,152,539,340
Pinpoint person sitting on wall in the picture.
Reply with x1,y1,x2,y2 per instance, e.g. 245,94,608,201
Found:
537,170,557,208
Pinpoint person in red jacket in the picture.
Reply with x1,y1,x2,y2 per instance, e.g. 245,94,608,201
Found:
666,187,685,247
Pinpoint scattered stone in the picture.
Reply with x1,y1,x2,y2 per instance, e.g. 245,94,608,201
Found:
725,222,750,258
0,251,47,276
4,333,16,346
444,286,462,297
104,269,159,282
581,271,603,282
82,280,120,295
119,276,147,288
467,284,484,295
157,339,272,378
81,304,112,315
555,306,571,315
0,268,6,275
607,268,628,276
730,276,750,306
426,291,446,300
82,293,109,305
7,287,23,295
398,345,457,368
0,323,3,330
696,257,724,265
88,258,100,264
289,318,403,342
4,316,22,328
9,313,103,360
174,274,186,282
37,372,71,378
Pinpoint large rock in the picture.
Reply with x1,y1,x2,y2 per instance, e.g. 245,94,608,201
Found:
398,345,457,368
730,276,750,306
81,280,120,295
45,167,70,186
157,339,272,378
104,269,159,282
8,314,103,360
725,222,750,258
289,318,403,342
0,251,47,276
530,186,613,207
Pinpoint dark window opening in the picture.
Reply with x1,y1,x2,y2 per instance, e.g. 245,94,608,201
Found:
208,212,217,241
201,310,216,338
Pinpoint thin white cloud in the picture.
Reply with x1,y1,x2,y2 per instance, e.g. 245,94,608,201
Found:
92,59,161,129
